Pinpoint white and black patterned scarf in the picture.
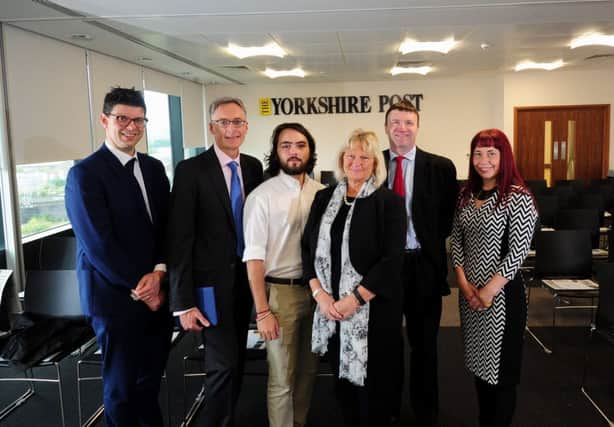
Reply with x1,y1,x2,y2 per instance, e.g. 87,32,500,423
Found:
311,176,377,386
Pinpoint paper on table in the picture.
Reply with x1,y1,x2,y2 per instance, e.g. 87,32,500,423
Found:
543,279,599,291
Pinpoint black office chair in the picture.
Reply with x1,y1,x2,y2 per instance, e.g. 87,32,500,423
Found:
555,179,585,194
526,179,547,196
549,185,576,209
535,195,559,228
38,236,77,270
0,270,95,427
320,170,337,187
581,262,614,427
529,230,596,354
555,208,601,249
577,194,606,226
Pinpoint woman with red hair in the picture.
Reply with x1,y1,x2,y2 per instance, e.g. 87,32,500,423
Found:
451,129,537,426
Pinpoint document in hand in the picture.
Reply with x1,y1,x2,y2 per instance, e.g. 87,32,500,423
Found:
196,286,218,326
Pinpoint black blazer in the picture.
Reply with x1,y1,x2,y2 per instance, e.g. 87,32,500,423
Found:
167,146,263,312
301,185,406,303
384,148,458,296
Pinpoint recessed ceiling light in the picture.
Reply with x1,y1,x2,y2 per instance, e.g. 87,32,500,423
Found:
226,42,286,59
390,66,433,76
399,37,458,54
570,33,614,49
263,67,305,79
136,56,153,62
70,33,92,41
480,43,491,50
514,60,564,71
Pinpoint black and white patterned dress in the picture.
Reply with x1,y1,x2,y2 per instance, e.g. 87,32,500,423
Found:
451,189,537,385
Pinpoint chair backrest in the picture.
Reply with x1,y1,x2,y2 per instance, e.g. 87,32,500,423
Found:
39,236,77,270
24,270,83,318
526,179,547,196
555,208,600,248
555,179,585,193
535,195,559,228
535,230,592,279
320,170,337,187
550,185,576,209
595,263,614,335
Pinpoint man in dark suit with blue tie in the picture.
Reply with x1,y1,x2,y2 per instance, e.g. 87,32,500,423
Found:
65,87,172,427
168,97,263,427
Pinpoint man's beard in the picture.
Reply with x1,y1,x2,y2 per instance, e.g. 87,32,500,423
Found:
281,159,308,175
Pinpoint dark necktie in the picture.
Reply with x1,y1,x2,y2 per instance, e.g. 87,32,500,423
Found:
228,161,244,257
125,158,150,221
393,156,406,198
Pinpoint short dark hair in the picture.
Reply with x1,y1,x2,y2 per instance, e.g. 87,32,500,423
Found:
265,122,317,176
384,100,420,126
103,87,146,115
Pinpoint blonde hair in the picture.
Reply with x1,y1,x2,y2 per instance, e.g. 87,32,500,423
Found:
335,129,387,187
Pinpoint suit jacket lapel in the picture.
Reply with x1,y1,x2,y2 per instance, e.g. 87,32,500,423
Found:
411,148,427,219
137,153,156,225
202,147,234,228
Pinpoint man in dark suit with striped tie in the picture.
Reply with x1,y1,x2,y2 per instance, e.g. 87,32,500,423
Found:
66,87,172,426
168,97,263,427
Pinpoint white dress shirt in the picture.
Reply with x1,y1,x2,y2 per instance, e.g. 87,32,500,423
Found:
243,171,324,278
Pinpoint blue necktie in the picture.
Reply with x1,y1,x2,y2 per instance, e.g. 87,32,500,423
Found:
228,161,244,257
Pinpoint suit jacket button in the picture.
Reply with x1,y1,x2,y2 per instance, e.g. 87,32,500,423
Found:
230,263,235,269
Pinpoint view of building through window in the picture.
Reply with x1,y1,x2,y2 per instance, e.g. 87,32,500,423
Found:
144,90,174,181
16,160,74,237
14,91,176,239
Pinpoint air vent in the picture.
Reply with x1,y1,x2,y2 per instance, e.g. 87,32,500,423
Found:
396,60,429,67
220,65,252,71
584,54,614,61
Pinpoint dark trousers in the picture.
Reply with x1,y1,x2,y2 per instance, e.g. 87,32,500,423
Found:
474,377,517,427
328,330,392,427
199,262,252,427
91,309,172,427
397,250,443,426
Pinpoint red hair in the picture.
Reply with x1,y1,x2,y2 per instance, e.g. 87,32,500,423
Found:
459,128,531,207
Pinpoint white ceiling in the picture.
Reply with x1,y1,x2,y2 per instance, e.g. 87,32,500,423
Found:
2,0,614,85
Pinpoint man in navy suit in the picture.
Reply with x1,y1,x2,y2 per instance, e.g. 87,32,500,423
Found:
66,87,172,427
168,97,263,427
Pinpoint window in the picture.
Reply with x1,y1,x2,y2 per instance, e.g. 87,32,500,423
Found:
16,160,74,238
144,90,174,180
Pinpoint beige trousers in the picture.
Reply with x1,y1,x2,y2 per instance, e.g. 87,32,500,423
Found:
266,284,318,427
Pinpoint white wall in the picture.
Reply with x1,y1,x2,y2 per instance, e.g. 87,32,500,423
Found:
205,77,503,179
206,68,614,180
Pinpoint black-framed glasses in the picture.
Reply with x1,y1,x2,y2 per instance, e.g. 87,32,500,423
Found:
211,119,247,128
107,114,149,127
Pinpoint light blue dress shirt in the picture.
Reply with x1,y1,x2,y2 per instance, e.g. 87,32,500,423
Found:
388,147,420,249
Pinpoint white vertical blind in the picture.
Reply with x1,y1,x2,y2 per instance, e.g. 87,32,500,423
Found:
3,26,91,164
143,68,181,97
88,51,144,149
181,80,206,148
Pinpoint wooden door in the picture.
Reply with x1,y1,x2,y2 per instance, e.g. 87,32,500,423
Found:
514,105,610,185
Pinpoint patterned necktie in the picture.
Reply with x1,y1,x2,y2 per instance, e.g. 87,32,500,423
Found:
393,156,406,198
228,161,244,257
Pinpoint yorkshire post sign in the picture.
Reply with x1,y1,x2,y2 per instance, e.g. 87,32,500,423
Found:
259,93,423,116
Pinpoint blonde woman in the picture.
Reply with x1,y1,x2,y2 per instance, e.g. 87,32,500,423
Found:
302,129,406,427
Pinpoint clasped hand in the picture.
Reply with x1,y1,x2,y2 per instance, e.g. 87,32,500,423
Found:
460,281,497,311
316,291,359,321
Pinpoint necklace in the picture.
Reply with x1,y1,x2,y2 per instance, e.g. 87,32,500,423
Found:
477,187,497,200
343,193,355,206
